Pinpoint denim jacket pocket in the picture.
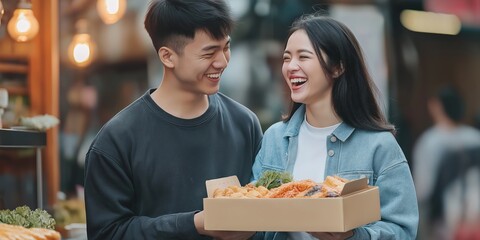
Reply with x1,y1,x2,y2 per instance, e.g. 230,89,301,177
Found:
336,170,375,185
260,163,287,173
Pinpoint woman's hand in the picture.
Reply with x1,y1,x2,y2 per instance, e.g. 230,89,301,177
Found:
308,230,354,240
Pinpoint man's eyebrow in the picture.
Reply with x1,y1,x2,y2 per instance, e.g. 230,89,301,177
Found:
201,38,231,52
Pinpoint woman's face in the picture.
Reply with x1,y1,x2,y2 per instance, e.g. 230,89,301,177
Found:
282,29,333,106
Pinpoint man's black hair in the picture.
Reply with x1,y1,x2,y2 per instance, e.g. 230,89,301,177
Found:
437,86,465,122
144,0,233,54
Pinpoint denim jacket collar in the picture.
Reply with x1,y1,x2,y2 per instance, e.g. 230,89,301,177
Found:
283,105,305,138
283,104,355,142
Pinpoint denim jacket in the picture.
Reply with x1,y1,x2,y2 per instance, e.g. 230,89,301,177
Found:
252,105,418,240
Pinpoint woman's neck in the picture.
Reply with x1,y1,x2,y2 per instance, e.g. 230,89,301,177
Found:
305,101,341,128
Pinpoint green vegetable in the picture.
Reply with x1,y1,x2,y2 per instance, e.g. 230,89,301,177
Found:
0,206,56,229
255,170,293,190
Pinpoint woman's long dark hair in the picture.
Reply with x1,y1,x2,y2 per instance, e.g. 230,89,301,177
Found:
283,14,395,134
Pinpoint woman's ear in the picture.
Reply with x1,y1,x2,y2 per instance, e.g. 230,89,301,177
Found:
333,62,345,78
158,47,175,68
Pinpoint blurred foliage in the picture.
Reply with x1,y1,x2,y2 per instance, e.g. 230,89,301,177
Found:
0,206,56,229
53,199,86,227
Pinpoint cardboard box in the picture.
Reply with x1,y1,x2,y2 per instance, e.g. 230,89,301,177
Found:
203,176,380,232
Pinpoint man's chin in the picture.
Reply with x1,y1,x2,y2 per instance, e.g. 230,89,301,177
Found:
205,87,220,95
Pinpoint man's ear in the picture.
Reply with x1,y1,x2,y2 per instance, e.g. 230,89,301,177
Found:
158,47,175,68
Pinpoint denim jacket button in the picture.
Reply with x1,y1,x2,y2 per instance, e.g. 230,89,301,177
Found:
328,149,335,157
330,136,337,142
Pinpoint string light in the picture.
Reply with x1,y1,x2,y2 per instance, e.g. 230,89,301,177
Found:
7,0,39,42
68,20,96,67
97,0,127,24
401,10,461,35
0,0,4,27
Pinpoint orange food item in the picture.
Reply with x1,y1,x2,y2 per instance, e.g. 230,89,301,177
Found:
322,175,348,197
212,175,350,199
213,184,270,198
31,228,61,240
266,180,318,198
0,223,61,240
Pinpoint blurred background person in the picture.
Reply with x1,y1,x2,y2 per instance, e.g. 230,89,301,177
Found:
413,86,480,240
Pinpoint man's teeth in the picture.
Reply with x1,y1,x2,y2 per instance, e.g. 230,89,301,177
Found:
207,73,221,78
291,78,307,84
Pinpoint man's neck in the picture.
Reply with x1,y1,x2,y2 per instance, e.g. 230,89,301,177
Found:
151,83,209,119
437,119,459,130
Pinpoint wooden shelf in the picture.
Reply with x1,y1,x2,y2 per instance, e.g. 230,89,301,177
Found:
0,0,59,209
0,128,47,208
0,85,28,95
0,62,28,74
0,54,28,61
0,129,46,147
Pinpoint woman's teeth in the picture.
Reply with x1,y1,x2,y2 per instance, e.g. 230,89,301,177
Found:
291,78,307,86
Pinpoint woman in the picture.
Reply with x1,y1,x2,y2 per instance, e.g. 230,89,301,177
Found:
252,14,418,240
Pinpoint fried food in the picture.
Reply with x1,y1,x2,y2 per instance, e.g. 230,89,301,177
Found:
266,180,318,198
213,184,270,198
0,223,61,240
212,175,350,199
321,175,349,197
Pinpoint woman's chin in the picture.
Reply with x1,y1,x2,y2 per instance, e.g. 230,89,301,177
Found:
290,95,306,104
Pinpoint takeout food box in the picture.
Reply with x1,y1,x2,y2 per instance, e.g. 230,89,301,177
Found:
203,176,380,232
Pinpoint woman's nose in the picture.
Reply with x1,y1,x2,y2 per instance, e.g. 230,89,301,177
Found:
285,59,300,71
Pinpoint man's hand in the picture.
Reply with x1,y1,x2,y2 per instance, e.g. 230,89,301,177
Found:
194,211,255,240
308,230,354,240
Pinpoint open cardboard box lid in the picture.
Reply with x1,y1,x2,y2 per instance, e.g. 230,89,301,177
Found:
204,176,380,232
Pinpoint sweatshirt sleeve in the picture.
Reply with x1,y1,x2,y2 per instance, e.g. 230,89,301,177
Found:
84,148,210,240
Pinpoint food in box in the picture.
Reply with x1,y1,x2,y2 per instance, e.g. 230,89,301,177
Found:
203,175,380,232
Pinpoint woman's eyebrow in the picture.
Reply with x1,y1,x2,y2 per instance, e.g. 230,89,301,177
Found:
284,49,314,54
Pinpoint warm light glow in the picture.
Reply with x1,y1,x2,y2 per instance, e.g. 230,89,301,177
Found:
68,33,96,67
106,0,120,14
7,8,39,42
73,43,91,63
16,13,32,33
97,0,127,24
400,10,461,35
0,1,4,27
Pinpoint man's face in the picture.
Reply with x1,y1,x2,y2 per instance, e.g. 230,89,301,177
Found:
171,29,231,96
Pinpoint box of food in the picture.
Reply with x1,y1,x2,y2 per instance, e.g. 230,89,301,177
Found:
203,175,380,232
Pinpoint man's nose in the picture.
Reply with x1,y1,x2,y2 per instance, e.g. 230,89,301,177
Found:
213,52,228,69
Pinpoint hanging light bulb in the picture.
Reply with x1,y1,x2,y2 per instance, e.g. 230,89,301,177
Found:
0,0,4,27
7,0,39,42
97,0,127,24
68,20,96,68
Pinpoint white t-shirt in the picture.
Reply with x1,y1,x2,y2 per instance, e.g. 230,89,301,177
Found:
292,119,341,182
289,119,341,240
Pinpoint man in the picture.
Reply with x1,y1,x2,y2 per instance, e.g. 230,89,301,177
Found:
84,0,263,239
413,86,480,239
